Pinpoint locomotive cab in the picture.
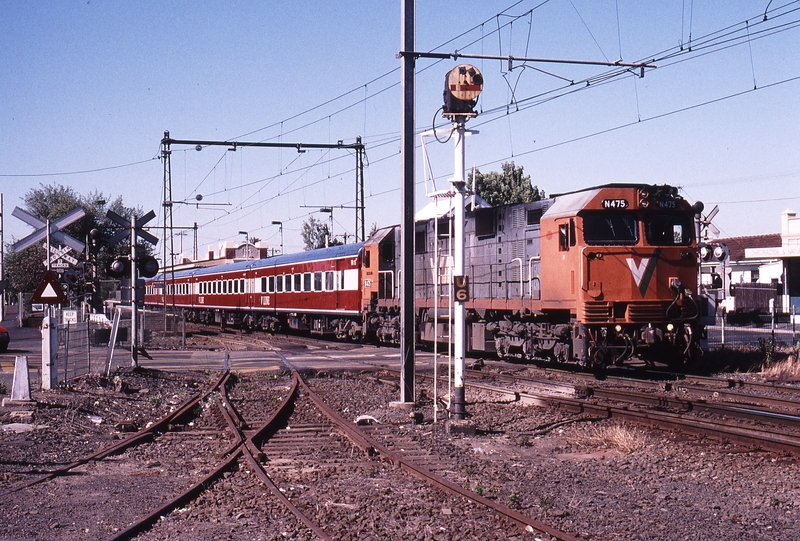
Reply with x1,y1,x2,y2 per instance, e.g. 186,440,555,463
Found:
540,184,701,366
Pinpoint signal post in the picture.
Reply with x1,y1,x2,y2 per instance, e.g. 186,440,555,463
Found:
443,65,483,421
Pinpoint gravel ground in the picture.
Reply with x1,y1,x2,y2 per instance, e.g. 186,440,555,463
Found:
313,374,800,541
2,367,799,540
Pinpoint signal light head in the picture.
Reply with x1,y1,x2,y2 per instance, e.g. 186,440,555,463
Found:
138,255,159,278
106,257,131,279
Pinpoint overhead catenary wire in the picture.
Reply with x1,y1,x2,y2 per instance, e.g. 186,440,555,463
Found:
5,0,800,250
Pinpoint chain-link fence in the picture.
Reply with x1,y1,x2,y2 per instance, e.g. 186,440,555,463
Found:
705,311,799,351
54,307,187,382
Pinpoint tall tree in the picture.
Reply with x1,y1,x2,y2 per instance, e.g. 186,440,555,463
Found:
300,216,341,250
467,161,545,206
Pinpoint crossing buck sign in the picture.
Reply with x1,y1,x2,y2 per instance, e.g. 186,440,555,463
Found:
453,275,470,302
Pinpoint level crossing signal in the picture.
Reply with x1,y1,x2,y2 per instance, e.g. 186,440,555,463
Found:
107,255,159,279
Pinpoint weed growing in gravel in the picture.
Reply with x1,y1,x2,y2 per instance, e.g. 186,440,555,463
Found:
149,393,163,407
760,346,800,381
538,493,555,513
473,482,485,496
575,422,647,454
507,492,521,510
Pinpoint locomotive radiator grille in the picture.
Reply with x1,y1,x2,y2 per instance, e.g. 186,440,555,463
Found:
627,302,671,322
627,301,694,322
583,301,693,323
582,302,612,323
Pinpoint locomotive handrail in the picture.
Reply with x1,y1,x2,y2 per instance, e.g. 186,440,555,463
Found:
528,256,540,300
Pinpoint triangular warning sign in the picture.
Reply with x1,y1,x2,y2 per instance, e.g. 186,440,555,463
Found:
31,270,68,304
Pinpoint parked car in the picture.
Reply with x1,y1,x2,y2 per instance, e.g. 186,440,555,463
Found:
0,325,9,352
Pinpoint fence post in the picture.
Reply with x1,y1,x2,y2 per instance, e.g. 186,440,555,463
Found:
63,323,69,384
87,316,91,374
181,308,186,349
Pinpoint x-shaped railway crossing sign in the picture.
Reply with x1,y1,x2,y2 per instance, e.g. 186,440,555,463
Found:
106,209,159,246
11,207,86,253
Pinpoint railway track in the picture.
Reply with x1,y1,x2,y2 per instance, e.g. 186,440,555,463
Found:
457,368,800,456
3,342,578,539
109,351,579,540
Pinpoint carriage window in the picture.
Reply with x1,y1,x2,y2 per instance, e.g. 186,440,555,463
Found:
583,213,638,246
240,279,245,293
644,214,693,246
294,274,302,292
276,275,283,292
325,271,334,291
233,280,238,294
314,272,322,291
266,276,273,293
303,273,311,292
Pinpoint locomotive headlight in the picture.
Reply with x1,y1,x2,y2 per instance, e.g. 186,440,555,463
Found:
666,323,675,332
639,199,649,208
615,324,622,333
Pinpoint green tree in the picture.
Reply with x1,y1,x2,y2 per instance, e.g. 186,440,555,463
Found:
300,216,342,250
467,161,545,206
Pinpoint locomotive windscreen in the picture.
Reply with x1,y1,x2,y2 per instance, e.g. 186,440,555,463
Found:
644,213,693,246
582,212,638,245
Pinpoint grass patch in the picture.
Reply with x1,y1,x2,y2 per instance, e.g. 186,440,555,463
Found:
760,353,800,382
574,422,647,454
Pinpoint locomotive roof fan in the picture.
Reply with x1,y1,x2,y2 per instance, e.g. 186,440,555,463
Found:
443,64,483,119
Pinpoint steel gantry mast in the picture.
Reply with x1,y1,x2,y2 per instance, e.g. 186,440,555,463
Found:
160,133,366,261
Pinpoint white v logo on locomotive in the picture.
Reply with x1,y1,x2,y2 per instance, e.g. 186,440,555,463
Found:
626,250,661,297
627,257,650,288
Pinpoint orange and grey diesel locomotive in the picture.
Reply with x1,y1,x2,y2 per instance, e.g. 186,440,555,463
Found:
364,183,703,367
144,183,703,367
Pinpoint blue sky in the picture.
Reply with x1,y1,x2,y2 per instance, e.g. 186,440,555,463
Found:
2,1,799,259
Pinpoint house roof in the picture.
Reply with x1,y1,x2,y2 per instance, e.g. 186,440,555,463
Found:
719,234,782,261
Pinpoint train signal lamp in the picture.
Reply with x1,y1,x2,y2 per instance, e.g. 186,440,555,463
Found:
138,255,159,278
62,270,80,286
107,257,131,279
443,64,483,119
699,243,727,263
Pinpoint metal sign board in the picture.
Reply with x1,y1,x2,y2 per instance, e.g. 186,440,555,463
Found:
45,245,78,267
11,207,86,253
30,270,69,304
